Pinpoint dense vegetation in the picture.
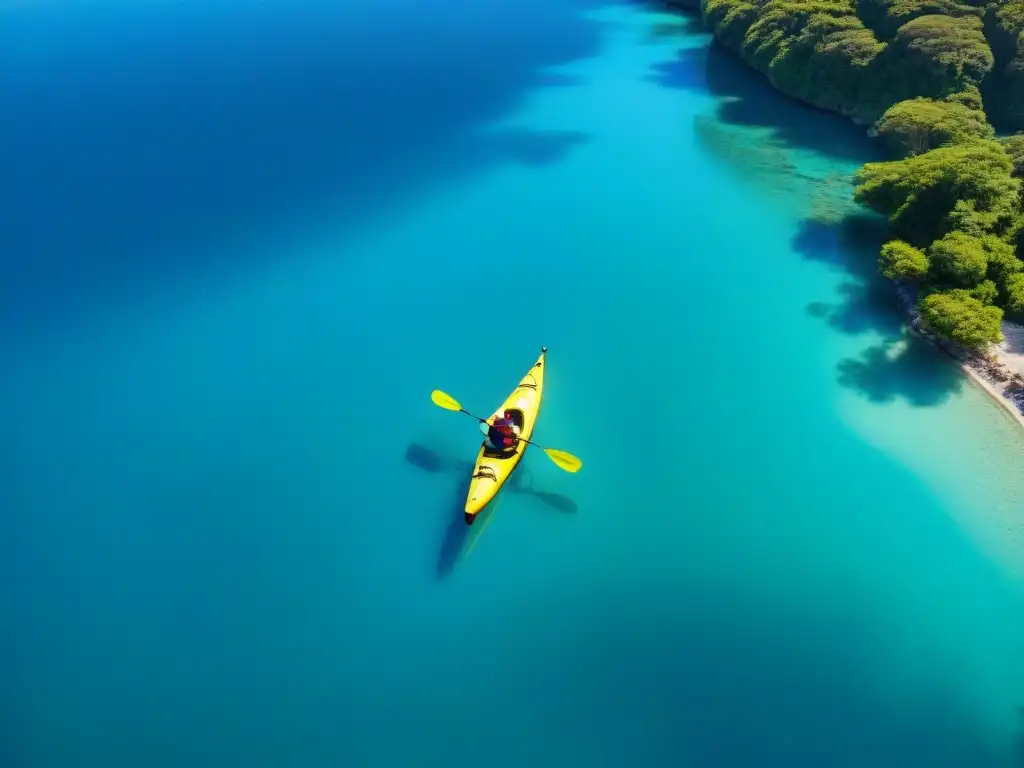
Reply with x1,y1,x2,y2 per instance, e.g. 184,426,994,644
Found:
701,0,1024,349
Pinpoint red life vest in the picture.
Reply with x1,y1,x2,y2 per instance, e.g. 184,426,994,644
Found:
493,418,515,446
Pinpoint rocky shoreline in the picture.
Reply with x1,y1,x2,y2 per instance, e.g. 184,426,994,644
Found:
895,283,1024,428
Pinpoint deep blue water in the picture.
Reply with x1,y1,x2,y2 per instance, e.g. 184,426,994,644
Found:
3,1,1024,766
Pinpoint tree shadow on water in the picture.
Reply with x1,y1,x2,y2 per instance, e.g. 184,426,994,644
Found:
806,280,902,339
644,10,709,43
647,39,883,164
2,1,604,339
836,338,965,407
793,217,880,281
793,216,967,407
794,216,907,340
474,130,591,168
647,44,710,90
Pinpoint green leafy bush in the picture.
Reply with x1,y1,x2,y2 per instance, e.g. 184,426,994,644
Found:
1005,272,1024,315
879,239,931,279
875,97,992,154
919,289,1004,346
928,230,989,285
854,139,1019,245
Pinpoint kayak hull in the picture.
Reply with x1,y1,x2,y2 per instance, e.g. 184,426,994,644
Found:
464,347,547,523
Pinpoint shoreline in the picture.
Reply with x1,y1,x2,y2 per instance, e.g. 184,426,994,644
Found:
895,283,1024,431
657,5,1024,431
961,363,1024,431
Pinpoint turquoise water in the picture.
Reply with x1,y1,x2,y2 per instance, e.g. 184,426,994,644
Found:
4,2,1024,766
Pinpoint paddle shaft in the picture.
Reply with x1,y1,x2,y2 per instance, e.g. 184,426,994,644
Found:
457,408,547,451
431,389,579,472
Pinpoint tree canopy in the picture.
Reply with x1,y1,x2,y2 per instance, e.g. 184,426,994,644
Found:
702,0,1013,126
853,139,1020,245
879,239,931,279
700,0,1024,349
1000,134,1024,178
857,0,984,41
1006,272,1024,314
876,97,993,154
891,14,993,100
928,230,989,285
919,289,1004,347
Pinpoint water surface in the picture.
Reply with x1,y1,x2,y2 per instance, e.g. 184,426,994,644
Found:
3,2,1023,766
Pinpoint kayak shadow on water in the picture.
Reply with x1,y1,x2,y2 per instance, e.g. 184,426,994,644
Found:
433,480,515,579
404,442,578,580
404,443,578,515
434,478,475,580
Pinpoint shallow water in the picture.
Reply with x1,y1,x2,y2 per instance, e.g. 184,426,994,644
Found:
3,2,1023,766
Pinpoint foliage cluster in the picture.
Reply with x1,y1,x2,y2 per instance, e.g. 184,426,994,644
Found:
702,0,1024,348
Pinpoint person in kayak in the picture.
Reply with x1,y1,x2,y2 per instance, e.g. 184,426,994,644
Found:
485,410,521,452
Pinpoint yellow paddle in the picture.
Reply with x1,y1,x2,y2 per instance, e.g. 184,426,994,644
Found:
430,389,583,473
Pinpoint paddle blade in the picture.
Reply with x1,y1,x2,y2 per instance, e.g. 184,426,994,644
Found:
431,389,463,412
544,449,582,473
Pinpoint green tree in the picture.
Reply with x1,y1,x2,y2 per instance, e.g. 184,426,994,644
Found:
890,15,993,100
700,0,1001,122
924,229,1023,294
856,0,984,40
943,84,982,110
980,233,1023,284
1005,272,1024,315
999,134,1024,178
875,97,992,154
879,239,931,279
703,0,760,50
927,230,988,284
969,279,998,304
703,0,890,122
919,289,1004,346
853,139,1020,245
785,14,887,116
944,198,990,236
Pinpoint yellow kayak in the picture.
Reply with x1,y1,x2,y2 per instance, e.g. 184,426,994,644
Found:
464,346,547,524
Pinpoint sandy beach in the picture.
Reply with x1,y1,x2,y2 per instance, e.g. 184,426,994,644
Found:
937,320,1024,431
893,282,1024,430
996,321,1024,379
960,321,1024,430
